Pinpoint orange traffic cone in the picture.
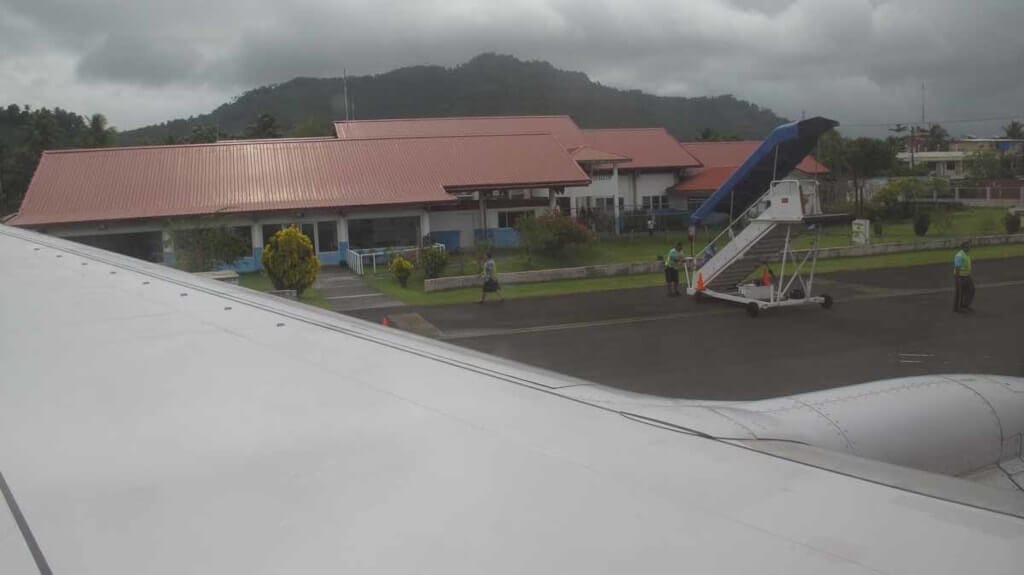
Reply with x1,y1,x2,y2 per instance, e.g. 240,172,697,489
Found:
696,272,705,292
381,316,390,327
762,267,771,285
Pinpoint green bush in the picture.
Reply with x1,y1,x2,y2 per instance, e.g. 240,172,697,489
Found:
871,178,947,221
913,211,931,237
420,246,449,279
389,254,414,287
932,208,954,236
261,226,320,295
515,210,595,260
168,224,250,272
1006,212,1022,234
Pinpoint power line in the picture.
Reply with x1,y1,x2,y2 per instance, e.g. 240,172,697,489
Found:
839,114,1022,128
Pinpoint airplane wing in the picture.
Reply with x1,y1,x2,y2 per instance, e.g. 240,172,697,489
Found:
1,225,1023,574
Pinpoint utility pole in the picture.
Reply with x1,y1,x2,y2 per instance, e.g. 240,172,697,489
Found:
920,83,926,124
343,69,350,122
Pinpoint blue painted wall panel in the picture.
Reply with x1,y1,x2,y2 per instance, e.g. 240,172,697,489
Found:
430,230,461,252
474,228,519,248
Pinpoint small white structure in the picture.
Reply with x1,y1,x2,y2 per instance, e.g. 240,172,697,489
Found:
896,150,969,179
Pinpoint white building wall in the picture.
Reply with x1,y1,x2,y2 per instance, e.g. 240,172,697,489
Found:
429,210,480,248
485,206,548,228
636,172,677,204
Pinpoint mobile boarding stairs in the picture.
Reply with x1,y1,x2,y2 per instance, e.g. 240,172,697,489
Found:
684,179,847,317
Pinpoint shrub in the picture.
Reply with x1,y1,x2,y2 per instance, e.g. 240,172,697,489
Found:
168,224,250,272
420,246,449,279
932,208,954,236
1006,212,1022,234
913,211,931,237
515,210,595,260
261,226,320,295
389,255,414,287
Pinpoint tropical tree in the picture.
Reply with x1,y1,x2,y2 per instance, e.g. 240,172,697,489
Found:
187,124,223,144
167,222,251,272
289,117,333,137
924,123,949,151
967,149,1009,180
243,113,283,139
845,137,896,216
1003,120,1024,139
80,113,117,148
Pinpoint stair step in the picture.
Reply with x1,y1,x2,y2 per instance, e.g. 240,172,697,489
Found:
699,223,804,290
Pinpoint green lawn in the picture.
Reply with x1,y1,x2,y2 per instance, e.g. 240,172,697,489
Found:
792,207,1008,250
367,242,1024,306
365,270,665,306
441,208,1011,277
811,242,1024,274
238,271,332,309
442,232,694,277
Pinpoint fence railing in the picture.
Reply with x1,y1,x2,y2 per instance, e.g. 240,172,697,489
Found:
345,243,446,275
345,249,364,275
564,206,691,235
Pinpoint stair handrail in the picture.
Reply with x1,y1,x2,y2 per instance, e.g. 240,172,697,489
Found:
696,180,783,262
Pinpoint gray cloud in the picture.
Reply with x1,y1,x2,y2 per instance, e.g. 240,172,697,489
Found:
0,0,1021,136
77,34,202,86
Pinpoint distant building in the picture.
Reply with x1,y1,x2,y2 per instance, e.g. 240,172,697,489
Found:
951,138,1024,155
671,141,828,211
895,150,969,179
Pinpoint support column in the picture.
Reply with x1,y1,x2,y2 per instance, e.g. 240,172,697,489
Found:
548,187,557,210
161,229,176,267
479,192,488,243
631,171,639,208
612,166,621,235
419,210,431,241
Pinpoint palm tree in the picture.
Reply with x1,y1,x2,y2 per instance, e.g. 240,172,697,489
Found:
81,114,116,148
1003,120,1024,139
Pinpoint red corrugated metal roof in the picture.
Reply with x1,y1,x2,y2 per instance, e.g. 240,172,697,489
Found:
671,167,737,193
680,140,828,174
12,134,590,227
570,146,631,163
672,141,829,195
335,116,586,149
581,129,701,170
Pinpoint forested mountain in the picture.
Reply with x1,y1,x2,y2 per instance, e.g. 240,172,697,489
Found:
1,54,787,214
119,53,787,145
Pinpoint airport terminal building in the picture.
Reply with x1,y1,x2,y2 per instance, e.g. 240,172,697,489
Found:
8,115,701,271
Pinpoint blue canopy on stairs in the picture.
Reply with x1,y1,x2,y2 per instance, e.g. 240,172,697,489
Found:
689,117,838,224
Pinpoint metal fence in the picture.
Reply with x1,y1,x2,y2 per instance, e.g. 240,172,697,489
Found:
345,244,446,276
562,205,691,236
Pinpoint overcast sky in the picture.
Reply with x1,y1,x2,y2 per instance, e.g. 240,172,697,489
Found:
1,0,1021,137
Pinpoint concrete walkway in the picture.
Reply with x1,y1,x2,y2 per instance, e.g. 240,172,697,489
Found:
316,267,402,312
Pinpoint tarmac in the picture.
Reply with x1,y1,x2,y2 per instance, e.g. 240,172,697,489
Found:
347,257,1024,400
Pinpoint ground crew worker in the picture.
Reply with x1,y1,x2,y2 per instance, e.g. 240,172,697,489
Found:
665,241,683,297
953,241,974,312
478,251,504,304
647,215,655,236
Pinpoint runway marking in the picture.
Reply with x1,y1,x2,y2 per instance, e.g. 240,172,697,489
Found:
439,279,1024,340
